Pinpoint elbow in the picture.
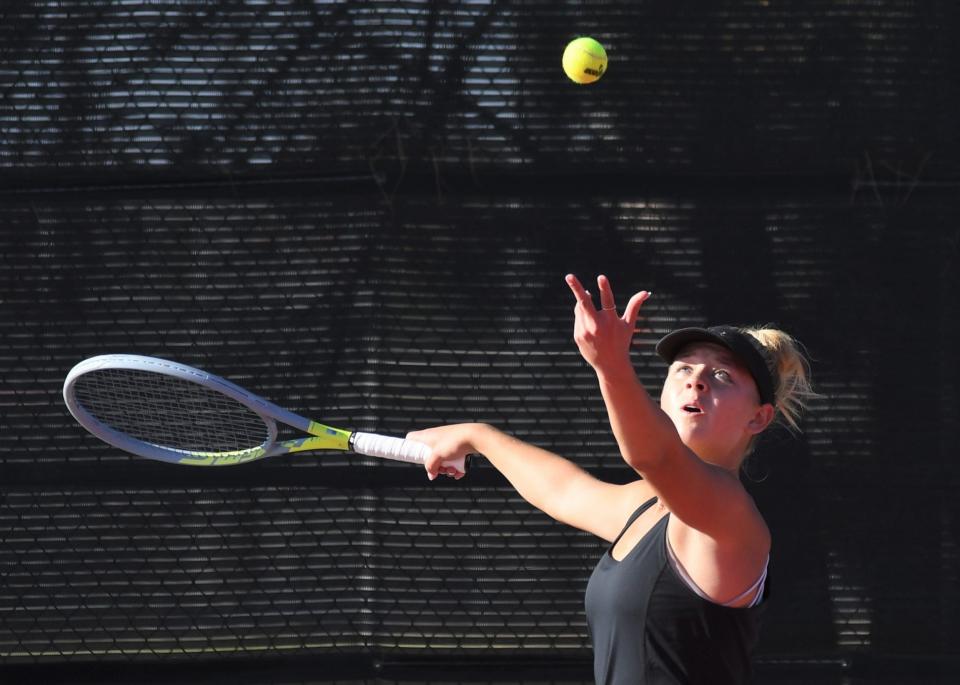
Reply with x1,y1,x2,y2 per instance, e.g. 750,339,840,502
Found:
621,448,667,475
621,435,683,476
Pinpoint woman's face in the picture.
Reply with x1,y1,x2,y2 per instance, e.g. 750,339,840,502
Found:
660,342,772,465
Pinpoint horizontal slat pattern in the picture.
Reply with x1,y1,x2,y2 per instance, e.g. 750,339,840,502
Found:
0,486,602,660
1,1,956,182
1,0,958,674
1,188,957,665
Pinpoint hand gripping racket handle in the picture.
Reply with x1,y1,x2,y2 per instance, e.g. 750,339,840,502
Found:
350,432,467,476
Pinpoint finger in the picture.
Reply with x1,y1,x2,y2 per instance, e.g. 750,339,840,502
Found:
565,274,596,312
410,432,440,480
623,290,652,327
597,274,617,312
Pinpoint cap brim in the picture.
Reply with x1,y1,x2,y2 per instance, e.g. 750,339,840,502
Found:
655,327,728,363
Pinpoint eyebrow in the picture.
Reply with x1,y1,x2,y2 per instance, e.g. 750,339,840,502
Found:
673,349,743,371
713,353,740,368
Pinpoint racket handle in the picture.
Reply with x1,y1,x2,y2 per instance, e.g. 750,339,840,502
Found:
350,432,467,476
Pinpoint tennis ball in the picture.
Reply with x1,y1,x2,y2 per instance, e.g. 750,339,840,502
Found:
562,36,607,84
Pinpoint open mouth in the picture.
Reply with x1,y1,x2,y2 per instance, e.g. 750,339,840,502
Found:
682,404,703,414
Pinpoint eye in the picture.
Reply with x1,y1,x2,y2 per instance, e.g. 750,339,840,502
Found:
715,369,732,382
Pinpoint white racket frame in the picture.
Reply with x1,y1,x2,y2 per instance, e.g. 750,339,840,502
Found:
63,354,463,473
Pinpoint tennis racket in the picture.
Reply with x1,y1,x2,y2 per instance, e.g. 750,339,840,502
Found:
62,354,467,475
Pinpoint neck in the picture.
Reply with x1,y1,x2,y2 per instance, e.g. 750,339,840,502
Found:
691,441,749,475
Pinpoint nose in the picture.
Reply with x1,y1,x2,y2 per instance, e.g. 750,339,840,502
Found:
686,368,709,392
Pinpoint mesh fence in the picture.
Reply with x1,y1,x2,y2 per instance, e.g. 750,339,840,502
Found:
2,191,958,676
2,0,957,184
2,1,959,682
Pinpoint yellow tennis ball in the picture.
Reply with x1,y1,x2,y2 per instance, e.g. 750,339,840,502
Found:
562,37,607,84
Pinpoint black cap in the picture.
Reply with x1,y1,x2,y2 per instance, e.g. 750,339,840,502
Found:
655,325,778,406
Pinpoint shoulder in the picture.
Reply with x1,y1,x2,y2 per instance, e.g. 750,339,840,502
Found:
616,479,663,526
668,486,770,560
646,450,769,546
690,480,768,542
577,478,659,543
623,477,657,500
622,478,660,516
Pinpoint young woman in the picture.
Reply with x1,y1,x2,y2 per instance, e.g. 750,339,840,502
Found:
409,274,816,684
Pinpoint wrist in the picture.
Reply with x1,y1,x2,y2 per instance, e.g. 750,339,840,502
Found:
593,357,638,386
467,422,496,450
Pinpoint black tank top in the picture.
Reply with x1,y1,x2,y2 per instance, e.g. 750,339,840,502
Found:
584,497,767,684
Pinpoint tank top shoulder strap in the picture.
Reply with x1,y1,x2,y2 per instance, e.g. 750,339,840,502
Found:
612,496,660,542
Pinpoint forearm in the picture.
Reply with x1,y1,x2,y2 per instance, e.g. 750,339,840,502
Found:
464,423,598,522
594,361,679,474
563,273,672,472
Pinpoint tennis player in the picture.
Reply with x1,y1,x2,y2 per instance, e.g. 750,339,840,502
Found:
410,274,816,684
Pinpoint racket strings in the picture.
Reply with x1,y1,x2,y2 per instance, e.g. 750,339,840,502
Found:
73,369,270,454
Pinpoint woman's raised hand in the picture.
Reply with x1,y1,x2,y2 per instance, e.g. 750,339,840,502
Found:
565,274,651,375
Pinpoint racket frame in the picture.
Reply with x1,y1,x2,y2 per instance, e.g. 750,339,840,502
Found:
62,354,417,468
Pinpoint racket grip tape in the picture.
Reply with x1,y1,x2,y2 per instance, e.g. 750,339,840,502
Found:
350,432,467,475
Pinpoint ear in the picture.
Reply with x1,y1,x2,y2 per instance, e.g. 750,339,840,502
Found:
746,403,776,435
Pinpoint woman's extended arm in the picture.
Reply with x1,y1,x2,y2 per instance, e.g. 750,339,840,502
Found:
409,422,647,542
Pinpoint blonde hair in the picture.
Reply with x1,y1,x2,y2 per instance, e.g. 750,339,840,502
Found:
741,326,819,433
